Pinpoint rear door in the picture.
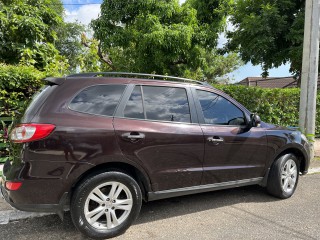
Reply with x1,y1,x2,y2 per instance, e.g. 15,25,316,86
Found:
193,88,268,184
114,84,204,191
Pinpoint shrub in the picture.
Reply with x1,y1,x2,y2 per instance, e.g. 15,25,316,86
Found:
0,64,45,117
214,84,320,136
0,64,45,162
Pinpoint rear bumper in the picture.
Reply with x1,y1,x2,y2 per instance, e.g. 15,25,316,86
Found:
0,179,69,214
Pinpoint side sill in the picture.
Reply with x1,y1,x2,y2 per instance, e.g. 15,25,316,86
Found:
148,177,263,201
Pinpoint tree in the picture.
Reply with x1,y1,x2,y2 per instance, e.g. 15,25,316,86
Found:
91,0,241,82
55,22,85,72
0,0,66,71
79,34,105,72
225,0,305,78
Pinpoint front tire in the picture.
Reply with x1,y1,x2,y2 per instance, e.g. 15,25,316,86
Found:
267,153,299,199
71,171,142,239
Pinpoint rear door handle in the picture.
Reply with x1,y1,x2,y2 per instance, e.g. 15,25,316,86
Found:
121,132,145,141
207,136,224,144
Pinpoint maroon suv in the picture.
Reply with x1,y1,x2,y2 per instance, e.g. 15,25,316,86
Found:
1,72,310,239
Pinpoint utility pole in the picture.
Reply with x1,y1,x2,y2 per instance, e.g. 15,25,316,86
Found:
299,0,320,159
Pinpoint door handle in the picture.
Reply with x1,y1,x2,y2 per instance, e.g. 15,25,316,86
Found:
121,132,145,141
207,136,224,144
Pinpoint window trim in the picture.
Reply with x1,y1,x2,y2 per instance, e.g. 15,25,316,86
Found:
67,84,128,117
115,84,198,124
192,88,249,126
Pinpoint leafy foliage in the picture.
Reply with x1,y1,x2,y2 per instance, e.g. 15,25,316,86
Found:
225,0,305,77
55,22,86,72
0,64,45,162
214,84,320,136
0,64,44,117
91,0,241,82
0,119,12,163
0,0,65,70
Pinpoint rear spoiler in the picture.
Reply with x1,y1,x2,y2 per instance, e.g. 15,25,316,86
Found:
43,77,65,85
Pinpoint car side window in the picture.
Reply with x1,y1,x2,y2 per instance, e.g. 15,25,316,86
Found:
196,90,246,125
123,85,191,123
69,85,126,116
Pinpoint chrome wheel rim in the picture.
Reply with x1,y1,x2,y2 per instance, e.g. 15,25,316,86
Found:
281,159,297,194
84,181,133,230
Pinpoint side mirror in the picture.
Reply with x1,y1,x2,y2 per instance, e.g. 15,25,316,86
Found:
250,113,261,127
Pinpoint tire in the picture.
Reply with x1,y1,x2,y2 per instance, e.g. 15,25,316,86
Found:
71,171,142,239
267,153,300,199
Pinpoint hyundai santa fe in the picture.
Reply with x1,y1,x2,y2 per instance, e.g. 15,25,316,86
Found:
1,72,310,239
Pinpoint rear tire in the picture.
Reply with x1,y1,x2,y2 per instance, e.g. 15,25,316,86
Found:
267,153,299,199
71,171,142,239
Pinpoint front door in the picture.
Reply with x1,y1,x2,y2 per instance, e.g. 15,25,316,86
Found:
114,85,204,191
194,89,268,184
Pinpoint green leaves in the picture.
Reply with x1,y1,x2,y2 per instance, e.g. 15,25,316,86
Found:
0,0,64,70
226,0,306,77
91,0,240,81
0,64,44,117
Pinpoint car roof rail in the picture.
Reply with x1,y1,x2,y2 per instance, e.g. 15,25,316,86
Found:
67,72,212,88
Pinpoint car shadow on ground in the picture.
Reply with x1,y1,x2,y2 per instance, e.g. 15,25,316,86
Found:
0,185,280,239
136,185,278,225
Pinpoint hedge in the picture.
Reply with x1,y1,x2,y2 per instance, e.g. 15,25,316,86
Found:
214,84,320,136
0,64,45,162
0,64,45,117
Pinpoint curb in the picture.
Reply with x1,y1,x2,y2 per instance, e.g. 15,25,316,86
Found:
307,167,320,175
0,210,52,225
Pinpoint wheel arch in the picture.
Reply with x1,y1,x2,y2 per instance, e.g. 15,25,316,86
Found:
272,147,307,174
70,162,152,202
261,146,307,187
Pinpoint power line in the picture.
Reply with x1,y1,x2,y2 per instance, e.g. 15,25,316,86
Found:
47,3,101,5
62,3,101,5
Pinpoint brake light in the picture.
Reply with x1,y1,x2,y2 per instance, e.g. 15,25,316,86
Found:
5,181,22,191
10,124,55,143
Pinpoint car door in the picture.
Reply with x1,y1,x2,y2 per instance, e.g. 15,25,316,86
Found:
193,88,268,185
113,84,204,191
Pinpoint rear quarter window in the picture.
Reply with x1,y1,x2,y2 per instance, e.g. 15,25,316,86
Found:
69,85,126,116
22,85,58,122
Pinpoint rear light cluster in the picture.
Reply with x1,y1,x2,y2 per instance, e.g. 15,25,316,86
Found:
5,181,22,191
10,124,55,143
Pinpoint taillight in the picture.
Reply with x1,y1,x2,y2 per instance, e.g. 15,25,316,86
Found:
10,124,55,143
5,181,22,191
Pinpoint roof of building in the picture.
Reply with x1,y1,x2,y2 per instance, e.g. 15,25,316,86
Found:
236,77,297,88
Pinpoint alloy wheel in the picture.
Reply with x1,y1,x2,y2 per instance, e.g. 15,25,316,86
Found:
84,181,133,230
281,159,298,194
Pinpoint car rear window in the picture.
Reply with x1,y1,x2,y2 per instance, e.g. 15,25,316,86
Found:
69,85,126,116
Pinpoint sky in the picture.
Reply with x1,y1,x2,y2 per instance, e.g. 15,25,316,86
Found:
62,0,292,82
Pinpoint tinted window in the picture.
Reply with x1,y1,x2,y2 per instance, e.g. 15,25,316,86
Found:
23,85,56,122
143,86,191,123
196,90,245,125
124,86,144,119
69,85,126,116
